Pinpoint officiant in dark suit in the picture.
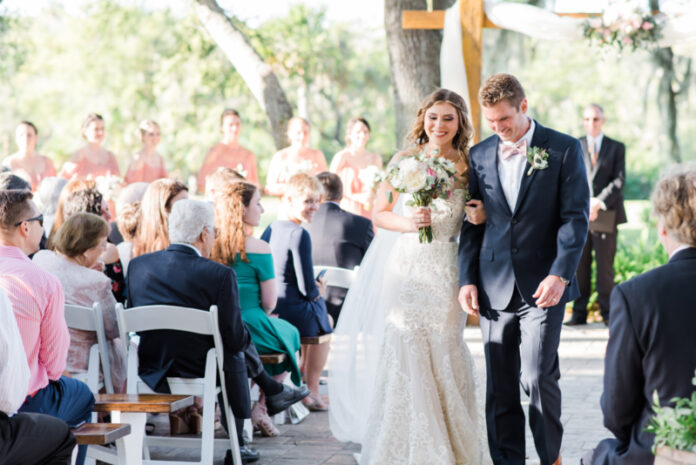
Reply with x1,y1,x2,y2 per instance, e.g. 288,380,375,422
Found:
583,165,696,465
567,104,626,326
459,74,589,465
304,172,373,322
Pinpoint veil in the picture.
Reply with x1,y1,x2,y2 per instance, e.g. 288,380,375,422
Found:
327,198,404,444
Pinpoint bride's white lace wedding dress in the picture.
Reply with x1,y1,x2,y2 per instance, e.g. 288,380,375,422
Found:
329,189,491,465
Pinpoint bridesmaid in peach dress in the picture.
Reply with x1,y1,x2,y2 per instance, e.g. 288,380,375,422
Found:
197,109,260,193
329,117,383,219
265,117,328,197
2,121,56,191
59,113,120,180
124,120,168,184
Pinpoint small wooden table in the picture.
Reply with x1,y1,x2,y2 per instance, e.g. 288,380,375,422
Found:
93,394,194,465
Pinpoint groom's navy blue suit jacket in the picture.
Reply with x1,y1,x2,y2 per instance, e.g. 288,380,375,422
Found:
458,120,590,310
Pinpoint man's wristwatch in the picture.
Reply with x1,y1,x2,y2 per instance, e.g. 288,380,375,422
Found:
558,276,570,286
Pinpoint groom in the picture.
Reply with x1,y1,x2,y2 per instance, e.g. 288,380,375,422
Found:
458,73,589,465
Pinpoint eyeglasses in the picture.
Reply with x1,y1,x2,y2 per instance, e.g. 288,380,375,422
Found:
14,214,43,228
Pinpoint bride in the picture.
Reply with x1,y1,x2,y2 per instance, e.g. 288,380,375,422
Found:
328,89,491,465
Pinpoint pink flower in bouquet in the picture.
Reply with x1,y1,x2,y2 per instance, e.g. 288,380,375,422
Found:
630,14,642,29
602,29,613,42
642,21,654,30
589,18,603,29
622,36,633,45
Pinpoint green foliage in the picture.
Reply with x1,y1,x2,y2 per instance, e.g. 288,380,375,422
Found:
646,370,696,454
0,1,394,181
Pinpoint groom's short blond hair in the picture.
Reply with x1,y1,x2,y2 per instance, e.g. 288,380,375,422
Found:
479,73,526,109
652,164,696,247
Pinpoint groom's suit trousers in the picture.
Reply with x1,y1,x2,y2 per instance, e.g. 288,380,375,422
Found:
480,287,565,465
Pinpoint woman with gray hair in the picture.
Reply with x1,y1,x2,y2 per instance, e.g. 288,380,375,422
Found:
36,177,68,236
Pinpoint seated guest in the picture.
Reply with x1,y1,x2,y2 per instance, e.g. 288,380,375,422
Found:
109,181,149,245
131,178,188,258
304,172,374,322
58,186,127,303
205,166,245,202
212,181,306,436
0,172,31,191
265,117,328,197
34,212,127,393
0,190,94,465
59,113,120,180
126,199,258,462
582,165,696,465
0,288,76,465
115,201,140,276
261,173,332,410
2,121,57,191
197,109,260,193
124,120,167,185
35,176,67,237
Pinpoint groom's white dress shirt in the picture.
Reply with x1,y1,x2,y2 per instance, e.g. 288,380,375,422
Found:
498,118,535,211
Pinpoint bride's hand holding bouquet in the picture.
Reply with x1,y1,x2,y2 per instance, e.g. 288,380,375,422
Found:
384,148,457,243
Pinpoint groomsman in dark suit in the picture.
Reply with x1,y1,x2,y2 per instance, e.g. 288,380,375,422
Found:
459,74,589,465
567,104,627,326
583,166,696,465
304,172,373,322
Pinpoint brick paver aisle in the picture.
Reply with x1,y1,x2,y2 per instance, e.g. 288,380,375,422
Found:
153,323,610,464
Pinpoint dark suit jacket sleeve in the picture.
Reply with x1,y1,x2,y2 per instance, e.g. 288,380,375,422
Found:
596,140,625,209
548,140,590,280
215,268,251,371
363,220,375,253
458,151,485,286
600,284,644,444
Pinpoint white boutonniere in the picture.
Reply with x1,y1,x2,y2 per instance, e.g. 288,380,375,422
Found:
526,147,549,176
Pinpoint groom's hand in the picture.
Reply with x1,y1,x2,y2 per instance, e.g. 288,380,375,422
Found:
533,275,566,308
458,285,479,316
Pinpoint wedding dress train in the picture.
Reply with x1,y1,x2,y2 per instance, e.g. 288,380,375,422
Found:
329,190,490,465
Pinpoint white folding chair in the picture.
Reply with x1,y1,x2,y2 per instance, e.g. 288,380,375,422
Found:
64,303,114,394
313,265,359,290
115,303,242,465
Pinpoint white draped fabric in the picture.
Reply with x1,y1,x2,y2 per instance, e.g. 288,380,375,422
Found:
441,0,696,97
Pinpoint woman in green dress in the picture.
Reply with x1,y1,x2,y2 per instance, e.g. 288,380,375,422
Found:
211,181,302,437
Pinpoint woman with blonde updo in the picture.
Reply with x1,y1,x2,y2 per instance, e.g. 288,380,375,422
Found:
59,114,120,180
264,117,328,197
212,181,302,436
329,117,382,219
124,120,168,184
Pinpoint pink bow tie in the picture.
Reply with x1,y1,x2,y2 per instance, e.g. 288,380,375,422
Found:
501,140,528,160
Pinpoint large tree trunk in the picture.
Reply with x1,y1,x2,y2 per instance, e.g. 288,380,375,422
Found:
194,0,293,149
385,0,455,147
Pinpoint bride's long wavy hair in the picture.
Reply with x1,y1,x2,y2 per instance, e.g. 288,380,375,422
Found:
407,88,473,184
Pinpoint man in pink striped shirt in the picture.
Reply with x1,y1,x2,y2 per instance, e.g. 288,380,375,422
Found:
0,189,94,465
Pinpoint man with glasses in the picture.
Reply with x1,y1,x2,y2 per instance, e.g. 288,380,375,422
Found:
0,189,95,465
567,104,627,326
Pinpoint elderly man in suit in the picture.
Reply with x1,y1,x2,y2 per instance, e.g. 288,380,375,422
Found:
567,104,626,326
304,172,374,322
459,74,589,465
127,199,259,463
583,165,696,465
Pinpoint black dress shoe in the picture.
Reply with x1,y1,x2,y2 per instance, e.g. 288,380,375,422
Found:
225,446,260,464
563,319,587,327
266,384,311,416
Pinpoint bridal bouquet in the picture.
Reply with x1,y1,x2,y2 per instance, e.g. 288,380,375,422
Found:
385,149,457,243
94,174,123,202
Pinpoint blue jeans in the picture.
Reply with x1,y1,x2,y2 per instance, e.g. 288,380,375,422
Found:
19,376,95,465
